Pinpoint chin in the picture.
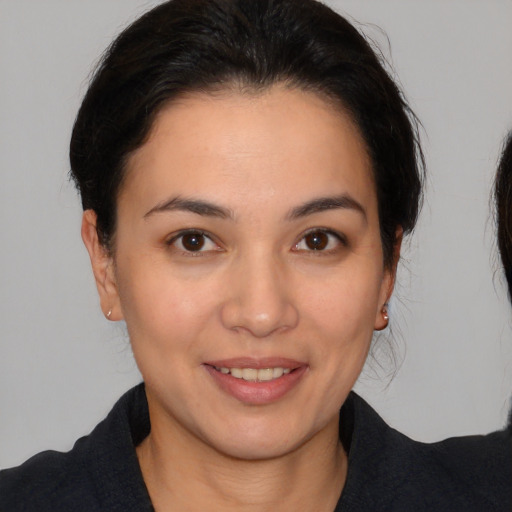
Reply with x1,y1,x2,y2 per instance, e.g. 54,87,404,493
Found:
212,434,302,461
199,415,320,461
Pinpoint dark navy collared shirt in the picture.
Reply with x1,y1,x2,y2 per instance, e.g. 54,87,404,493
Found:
1,384,511,511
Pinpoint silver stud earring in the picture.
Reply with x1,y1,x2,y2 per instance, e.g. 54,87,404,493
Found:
106,309,112,319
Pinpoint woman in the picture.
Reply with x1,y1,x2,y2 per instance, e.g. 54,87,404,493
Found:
1,0,510,510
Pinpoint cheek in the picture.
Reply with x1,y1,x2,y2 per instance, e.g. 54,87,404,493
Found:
297,268,382,391
115,258,220,347
118,271,222,388
301,268,382,335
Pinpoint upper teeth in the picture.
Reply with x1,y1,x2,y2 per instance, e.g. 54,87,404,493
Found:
215,367,291,381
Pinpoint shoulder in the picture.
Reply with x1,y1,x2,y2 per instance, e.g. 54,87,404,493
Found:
0,437,100,511
428,428,511,481
0,384,152,512
398,428,511,510
340,393,512,511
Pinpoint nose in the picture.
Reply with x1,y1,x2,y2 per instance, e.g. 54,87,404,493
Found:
220,253,299,338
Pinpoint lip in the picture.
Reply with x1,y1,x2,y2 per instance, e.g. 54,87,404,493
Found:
204,357,304,369
203,358,308,405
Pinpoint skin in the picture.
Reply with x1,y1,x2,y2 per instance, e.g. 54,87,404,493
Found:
82,85,399,511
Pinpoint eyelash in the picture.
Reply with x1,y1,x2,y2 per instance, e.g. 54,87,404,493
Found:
166,228,347,257
165,229,221,256
293,228,348,254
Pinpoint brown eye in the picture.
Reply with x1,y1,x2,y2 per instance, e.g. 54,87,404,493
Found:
168,230,219,254
181,232,206,251
304,231,329,250
294,229,345,253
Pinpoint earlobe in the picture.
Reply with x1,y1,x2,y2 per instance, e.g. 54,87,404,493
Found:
374,303,389,331
374,226,403,331
81,210,123,321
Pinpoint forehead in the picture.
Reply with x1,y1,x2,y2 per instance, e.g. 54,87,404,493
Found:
121,85,375,217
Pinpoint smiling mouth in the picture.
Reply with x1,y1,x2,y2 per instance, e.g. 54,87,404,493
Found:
210,366,293,382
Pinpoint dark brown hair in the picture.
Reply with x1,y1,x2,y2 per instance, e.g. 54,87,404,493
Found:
70,0,425,268
495,132,512,299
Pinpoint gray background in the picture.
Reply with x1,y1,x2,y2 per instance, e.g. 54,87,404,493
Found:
1,0,512,468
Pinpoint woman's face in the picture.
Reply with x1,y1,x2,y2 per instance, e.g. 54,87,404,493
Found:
85,86,395,460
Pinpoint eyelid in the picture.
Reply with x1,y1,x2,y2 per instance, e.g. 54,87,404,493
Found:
293,228,348,252
165,229,222,254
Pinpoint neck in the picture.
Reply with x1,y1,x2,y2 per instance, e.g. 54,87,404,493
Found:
136,409,347,512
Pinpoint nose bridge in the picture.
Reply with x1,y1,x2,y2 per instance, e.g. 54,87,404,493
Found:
221,247,298,337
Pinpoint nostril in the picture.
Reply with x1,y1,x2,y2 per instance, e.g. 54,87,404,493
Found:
219,269,299,336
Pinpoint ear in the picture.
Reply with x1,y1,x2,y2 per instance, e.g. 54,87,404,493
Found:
81,210,123,321
374,226,403,331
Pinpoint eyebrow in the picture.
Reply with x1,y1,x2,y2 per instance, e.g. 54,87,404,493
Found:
286,194,367,222
144,193,366,222
144,196,233,220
